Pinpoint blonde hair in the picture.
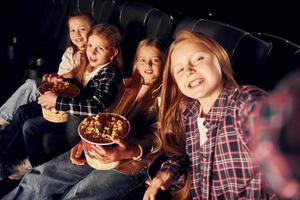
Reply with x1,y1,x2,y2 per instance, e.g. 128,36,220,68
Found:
75,23,123,83
159,30,238,199
111,38,166,117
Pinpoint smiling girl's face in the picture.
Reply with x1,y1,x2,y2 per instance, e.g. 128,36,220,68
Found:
68,16,91,50
136,46,162,85
171,39,223,101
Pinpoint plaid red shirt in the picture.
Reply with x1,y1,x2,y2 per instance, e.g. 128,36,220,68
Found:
252,70,300,200
161,85,277,199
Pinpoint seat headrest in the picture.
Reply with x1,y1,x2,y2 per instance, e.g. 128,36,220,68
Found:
93,0,116,23
252,32,300,90
118,1,173,77
72,0,116,23
119,1,173,39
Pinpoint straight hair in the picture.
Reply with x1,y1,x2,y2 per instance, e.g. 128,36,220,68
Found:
110,38,166,117
159,30,238,199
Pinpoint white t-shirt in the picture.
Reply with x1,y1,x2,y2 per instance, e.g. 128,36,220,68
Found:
197,116,208,146
82,62,111,87
57,47,77,75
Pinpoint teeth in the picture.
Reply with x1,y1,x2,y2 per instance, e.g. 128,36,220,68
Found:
144,70,153,74
189,78,204,87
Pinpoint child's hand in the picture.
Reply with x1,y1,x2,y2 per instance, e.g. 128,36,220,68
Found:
89,139,140,163
38,91,57,109
70,142,86,165
61,71,73,79
74,50,85,66
42,73,63,83
143,171,173,200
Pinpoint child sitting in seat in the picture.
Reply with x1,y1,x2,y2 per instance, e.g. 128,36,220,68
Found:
144,30,276,199
0,12,94,130
0,24,123,180
3,38,167,200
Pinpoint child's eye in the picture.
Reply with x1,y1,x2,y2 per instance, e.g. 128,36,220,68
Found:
153,58,161,63
70,29,75,33
194,56,204,63
96,47,104,53
177,68,184,74
138,58,145,63
80,28,87,32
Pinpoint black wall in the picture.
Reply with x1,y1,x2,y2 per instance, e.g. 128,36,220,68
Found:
137,0,300,45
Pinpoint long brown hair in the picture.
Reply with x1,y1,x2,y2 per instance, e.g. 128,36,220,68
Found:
75,23,123,83
110,38,166,117
159,30,238,199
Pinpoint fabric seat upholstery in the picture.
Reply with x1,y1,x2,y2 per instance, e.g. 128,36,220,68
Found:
116,1,173,76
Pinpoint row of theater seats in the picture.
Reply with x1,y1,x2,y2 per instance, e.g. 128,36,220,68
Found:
2,0,300,144
8,0,300,92
23,0,299,176
1,0,299,198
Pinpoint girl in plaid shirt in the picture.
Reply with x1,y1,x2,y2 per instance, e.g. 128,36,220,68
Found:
0,24,123,179
38,23,123,116
144,31,276,199
3,38,167,199
26,24,123,166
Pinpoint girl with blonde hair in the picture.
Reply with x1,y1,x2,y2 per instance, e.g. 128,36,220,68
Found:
4,38,167,199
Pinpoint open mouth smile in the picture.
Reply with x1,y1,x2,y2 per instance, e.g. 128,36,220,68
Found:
144,69,153,74
188,78,204,88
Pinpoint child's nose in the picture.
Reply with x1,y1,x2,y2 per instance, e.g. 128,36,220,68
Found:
145,62,152,68
76,30,81,36
185,66,195,76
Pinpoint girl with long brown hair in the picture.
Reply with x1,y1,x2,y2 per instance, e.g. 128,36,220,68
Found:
144,31,276,199
4,38,167,199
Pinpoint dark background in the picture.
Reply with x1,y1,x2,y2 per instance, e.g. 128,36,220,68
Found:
0,0,299,104
1,0,299,44
142,0,299,45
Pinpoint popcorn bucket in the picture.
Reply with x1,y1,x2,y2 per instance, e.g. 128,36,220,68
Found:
78,113,130,170
42,108,68,123
38,81,80,123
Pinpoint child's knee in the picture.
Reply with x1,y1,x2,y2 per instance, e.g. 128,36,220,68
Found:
22,120,36,136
